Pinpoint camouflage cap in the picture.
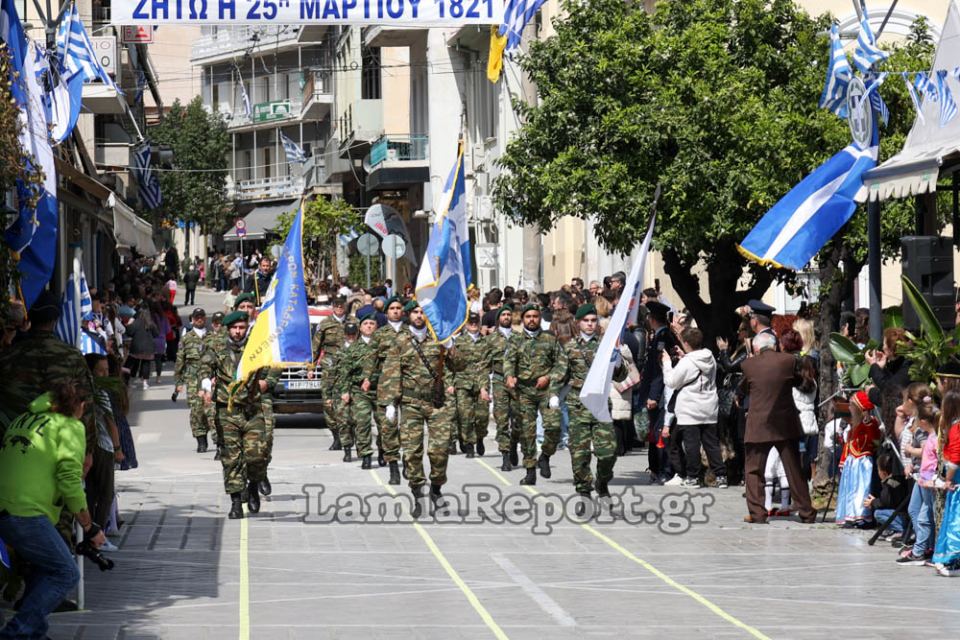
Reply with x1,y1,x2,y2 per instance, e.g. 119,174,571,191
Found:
191,307,207,318
234,292,256,308
223,310,249,326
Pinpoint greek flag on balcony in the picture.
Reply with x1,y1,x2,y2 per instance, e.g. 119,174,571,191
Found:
853,9,889,73
415,146,472,342
133,142,162,210
56,2,121,94
280,132,307,164
819,23,852,118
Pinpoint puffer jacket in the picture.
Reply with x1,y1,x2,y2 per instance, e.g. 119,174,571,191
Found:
793,386,818,435
662,348,719,425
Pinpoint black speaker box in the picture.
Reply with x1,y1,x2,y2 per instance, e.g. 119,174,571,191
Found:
901,235,955,331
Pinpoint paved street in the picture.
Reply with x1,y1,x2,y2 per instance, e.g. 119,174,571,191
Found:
36,289,958,639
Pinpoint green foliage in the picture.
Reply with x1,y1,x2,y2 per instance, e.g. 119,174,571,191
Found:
349,251,382,288
828,333,872,387
149,97,231,235
900,275,960,384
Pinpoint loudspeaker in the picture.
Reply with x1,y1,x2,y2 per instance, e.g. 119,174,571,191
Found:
901,236,955,330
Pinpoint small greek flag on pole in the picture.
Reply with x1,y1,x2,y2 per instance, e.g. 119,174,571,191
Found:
819,23,852,118
280,132,307,164
853,9,889,73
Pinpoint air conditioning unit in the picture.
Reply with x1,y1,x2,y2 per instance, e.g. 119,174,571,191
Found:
476,196,493,221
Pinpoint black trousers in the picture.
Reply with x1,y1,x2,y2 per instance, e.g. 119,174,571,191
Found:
677,423,725,480
183,287,196,305
85,447,115,529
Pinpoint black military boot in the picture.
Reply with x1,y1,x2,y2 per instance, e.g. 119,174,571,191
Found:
214,446,222,461
247,481,261,514
500,452,511,471
509,443,519,467
377,450,386,467
448,441,458,455
596,479,610,499
259,476,272,496
465,443,475,459
538,453,552,479
343,447,353,463
361,454,372,469
574,491,592,518
476,440,485,457
430,484,446,510
196,435,207,453
228,493,244,519
459,439,467,454
411,486,424,519
519,468,536,485
388,461,401,485
328,431,342,451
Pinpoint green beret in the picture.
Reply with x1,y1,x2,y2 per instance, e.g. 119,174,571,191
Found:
358,309,377,322
234,292,256,308
403,299,420,313
520,303,540,316
223,310,249,326
575,303,597,321
385,296,403,310
496,305,513,320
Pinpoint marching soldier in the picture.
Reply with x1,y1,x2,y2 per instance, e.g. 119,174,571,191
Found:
365,296,407,484
313,297,347,450
483,306,519,471
330,320,360,461
452,313,488,458
379,301,465,517
201,311,270,519
504,304,568,485
563,304,625,509
203,312,225,459
175,308,210,453
336,311,380,469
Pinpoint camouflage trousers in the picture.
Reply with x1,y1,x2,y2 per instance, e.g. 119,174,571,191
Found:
186,381,209,438
376,400,402,463
516,386,561,469
399,398,455,489
567,396,616,494
347,390,376,457
205,402,219,447
492,377,519,453
454,387,488,446
262,396,275,465
215,405,268,494
323,394,345,444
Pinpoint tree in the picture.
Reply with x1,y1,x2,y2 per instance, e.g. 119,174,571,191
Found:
149,96,231,236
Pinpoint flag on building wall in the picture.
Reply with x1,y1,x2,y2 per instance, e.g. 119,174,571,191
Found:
487,0,547,83
133,142,162,210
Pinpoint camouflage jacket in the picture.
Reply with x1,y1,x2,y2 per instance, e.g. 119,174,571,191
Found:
483,328,514,377
452,332,487,391
503,330,568,395
333,337,377,395
175,328,206,387
562,333,626,392
378,330,466,407
312,316,346,365
202,327,225,352
363,322,405,393
200,332,260,408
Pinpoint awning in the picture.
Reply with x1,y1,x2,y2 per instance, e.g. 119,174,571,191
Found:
113,199,156,254
224,200,297,241
860,0,960,202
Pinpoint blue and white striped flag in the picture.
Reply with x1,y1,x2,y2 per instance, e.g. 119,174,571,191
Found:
338,227,360,247
819,23,852,118
415,146,473,342
916,71,938,102
499,0,548,50
937,69,958,127
739,119,878,271
864,72,889,127
904,72,925,122
55,2,121,94
133,142,162,210
80,330,107,355
853,9,889,73
280,132,307,164
54,263,93,349
239,79,252,118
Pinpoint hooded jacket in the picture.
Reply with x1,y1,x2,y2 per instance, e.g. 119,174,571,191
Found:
662,348,719,425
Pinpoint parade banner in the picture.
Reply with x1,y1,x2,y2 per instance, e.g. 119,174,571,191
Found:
111,0,504,25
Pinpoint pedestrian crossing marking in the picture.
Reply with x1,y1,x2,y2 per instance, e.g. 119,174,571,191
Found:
472,458,771,640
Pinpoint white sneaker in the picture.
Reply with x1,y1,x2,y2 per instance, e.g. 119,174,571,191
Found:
680,477,700,488
142,380,149,390
99,540,119,553
938,564,960,577
663,475,684,487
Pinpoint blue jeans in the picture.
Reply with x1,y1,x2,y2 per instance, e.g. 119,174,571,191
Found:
0,513,79,639
559,403,570,448
908,482,935,556
872,508,905,533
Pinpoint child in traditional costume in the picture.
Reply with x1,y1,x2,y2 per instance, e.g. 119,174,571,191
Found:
933,391,960,576
835,390,882,527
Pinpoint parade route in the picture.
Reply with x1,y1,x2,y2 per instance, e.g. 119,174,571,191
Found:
39,291,959,639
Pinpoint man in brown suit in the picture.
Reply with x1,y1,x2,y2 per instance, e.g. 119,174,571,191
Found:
740,333,816,523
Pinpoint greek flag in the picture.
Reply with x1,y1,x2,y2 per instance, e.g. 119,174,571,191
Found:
739,118,878,271
937,69,958,127
904,72,925,122
239,79,252,118
280,132,306,164
133,142,162,210
864,73,890,127
415,146,472,342
54,260,99,353
500,0,547,49
338,227,360,247
819,23,852,118
853,10,889,73
56,2,121,94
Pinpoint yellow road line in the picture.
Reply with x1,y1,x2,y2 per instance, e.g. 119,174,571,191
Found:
239,516,250,640
473,459,770,640
368,469,510,640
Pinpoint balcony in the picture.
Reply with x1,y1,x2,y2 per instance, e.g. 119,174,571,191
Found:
301,71,333,120
338,100,383,158
225,98,304,131
191,25,329,64
365,134,429,191
83,83,125,114
95,142,130,168
230,175,305,202
363,25,426,48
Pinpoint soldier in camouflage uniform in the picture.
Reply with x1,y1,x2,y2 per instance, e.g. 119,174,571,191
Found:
200,311,269,519
175,308,210,452
504,304,568,485
329,320,359,461
312,297,347,451
452,313,488,458
203,312,225,459
365,296,407,484
562,304,624,510
483,306,519,471
335,312,379,468
379,301,465,517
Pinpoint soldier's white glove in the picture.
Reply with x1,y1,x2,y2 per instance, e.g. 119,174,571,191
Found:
201,378,212,393
385,404,397,424
441,338,454,349
548,395,560,409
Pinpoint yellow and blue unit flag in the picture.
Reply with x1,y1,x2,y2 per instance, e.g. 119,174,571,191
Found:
236,207,312,380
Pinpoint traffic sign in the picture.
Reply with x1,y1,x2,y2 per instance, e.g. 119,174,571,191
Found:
382,234,406,259
121,25,154,43
356,232,379,257
235,218,247,237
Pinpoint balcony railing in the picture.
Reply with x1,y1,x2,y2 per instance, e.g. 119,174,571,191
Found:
369,135,428,167
226,97,304,129
192,26,300,61
302,70,332,100
231,175,305,201
302,154,327,190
